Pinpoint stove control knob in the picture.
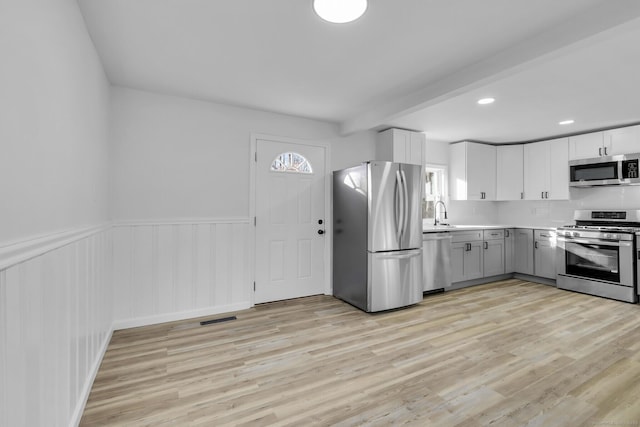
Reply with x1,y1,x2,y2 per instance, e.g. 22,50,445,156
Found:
572,232,580,237
605,233,612,239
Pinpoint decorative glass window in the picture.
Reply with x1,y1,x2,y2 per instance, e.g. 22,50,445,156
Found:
270,152,313,174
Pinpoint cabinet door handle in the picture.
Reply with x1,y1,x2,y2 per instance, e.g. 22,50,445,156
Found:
545,191,549,199
505,230,510,237
604,147,608,156
535,241,539,249
484,241,488,250
466,243,471,251
521,192,524,199
541,192,544,199
599,147,602,156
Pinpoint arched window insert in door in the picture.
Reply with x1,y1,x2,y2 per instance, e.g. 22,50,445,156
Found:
270,152,313,174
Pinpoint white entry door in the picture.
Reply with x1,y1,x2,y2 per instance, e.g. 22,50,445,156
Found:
255,139,326,303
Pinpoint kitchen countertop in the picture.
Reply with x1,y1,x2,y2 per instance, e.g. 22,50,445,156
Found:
422,224,558,233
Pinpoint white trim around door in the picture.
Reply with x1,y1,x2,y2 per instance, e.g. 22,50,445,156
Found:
249,134,332,306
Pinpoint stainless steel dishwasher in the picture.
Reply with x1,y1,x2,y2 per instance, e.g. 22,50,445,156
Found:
422,232,452,292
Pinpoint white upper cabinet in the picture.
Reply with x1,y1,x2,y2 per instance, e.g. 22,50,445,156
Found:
524,138,569,200
548,138,570,200
496,144,524,201
605,125,640,156
524,141,548,200
449,141,496,200
569,125,640,160
568,132,604,160
377,128,425,166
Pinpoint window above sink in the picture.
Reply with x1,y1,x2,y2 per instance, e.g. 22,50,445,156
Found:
423,164,448,222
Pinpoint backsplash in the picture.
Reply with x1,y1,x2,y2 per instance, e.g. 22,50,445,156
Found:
497,186,640,227
447,200,501,225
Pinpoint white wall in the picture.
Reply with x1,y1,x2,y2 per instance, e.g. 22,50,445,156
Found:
424,138,449,166
110,87,376,220
109,87,377,325
0,1,113,426
0,0,110,245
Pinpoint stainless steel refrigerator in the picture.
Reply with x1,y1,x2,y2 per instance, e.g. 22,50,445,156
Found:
333,161,423,312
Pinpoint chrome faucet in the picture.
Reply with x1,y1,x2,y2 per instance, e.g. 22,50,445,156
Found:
434,200,448,226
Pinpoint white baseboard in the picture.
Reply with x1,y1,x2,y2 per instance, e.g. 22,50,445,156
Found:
113,302,252,330
70,325,114,427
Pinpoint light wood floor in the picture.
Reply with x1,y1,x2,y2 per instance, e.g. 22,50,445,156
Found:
81,279,640,426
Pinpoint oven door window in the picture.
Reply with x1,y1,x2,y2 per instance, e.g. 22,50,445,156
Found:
565,242,620,282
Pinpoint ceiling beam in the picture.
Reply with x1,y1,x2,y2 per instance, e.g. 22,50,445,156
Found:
340,0,640,135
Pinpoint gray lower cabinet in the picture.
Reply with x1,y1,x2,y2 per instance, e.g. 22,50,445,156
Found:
451,231,484,282
534,230,557,279
483,229,505,277
449,227,554,285
504,229,515,273
514,229,534,275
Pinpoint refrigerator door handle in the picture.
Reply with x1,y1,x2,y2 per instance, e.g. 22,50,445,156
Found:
375,249,422,260
395,170,405,243
400,169,409,241
394,170,400,242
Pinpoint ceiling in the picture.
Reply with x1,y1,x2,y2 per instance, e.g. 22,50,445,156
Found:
78,0,640,143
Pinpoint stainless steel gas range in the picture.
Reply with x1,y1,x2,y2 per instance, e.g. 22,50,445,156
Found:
557,210,639,303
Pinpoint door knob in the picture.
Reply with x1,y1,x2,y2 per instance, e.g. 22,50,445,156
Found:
318,230,325,235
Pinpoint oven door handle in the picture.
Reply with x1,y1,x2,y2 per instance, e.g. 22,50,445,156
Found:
559,237,631,247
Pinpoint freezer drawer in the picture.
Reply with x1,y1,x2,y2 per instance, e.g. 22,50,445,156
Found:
367,249,423,312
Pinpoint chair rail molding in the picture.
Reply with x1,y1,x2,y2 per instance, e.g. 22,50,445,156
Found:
0,223,111,271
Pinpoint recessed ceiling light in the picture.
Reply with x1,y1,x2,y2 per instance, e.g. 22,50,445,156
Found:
477,98,495,105
313,0,367,24
559,119,575,125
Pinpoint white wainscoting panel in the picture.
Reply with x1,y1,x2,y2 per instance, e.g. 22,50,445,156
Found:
0,226,113,427
112,219,251,329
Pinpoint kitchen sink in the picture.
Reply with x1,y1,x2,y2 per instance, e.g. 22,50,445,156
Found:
423,224,458,231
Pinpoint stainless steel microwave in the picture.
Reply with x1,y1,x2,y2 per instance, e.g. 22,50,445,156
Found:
569,153,640,187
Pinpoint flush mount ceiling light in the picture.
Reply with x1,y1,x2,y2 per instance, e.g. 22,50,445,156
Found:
559,119,575,125
477,97,495,105
313,0,368,24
